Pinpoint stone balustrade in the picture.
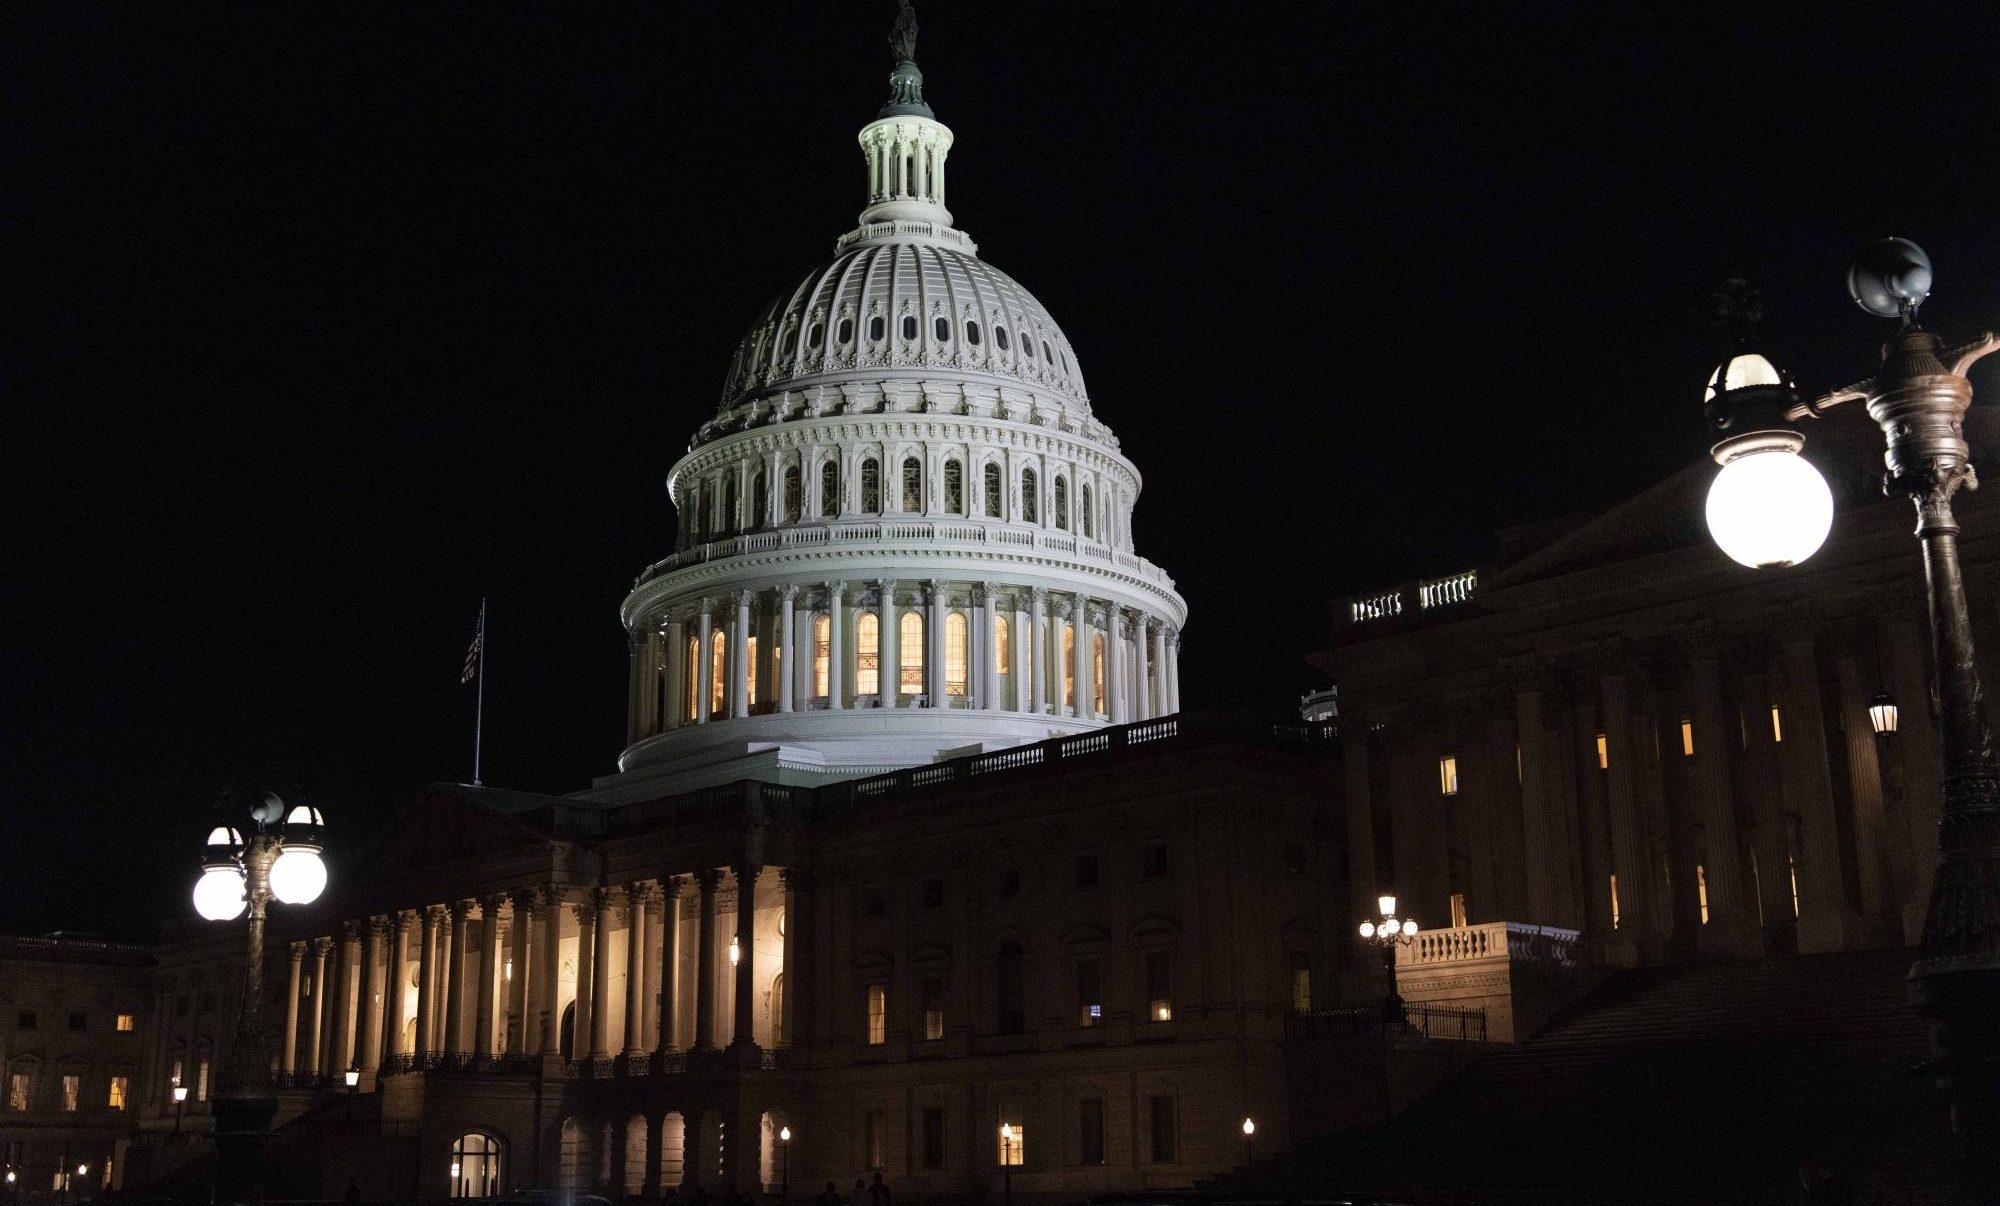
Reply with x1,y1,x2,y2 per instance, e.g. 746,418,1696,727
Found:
1398,921,1581,970
1393,921,1594,1043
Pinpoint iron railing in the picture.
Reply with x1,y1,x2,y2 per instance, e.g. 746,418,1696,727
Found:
378,1051,541,1077
1286,1003,1488,1043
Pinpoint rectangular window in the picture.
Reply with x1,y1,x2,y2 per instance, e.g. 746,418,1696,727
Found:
1145,950,1173,1022
946,612,969,697
61,1074,80,1112
995,613,1011,674
1074,854,1099,890
921,1106,946,1170
7,1073,28,1111
108,1076,128,1111
1681,718,1695,757
1771,705,1785,743
998,1122,1024,1167
168,1059,183,1100
1149,1094,1178,1163
1595,733,1609,770
1438,755,1458,795
1142,842,1169,879
196,1058,211,1101
921,975,946,1041
68,1011,87,1032
1076,957,1103,1028
856,612,880,696
1697,864,1711,924
16,1012,34,1031
813,614,831,697
115,1014,136,1033
1288,951,1312,1013
921,877,944,910
899,611,925,693
1450,892,1468,929
865,1108,886,1170
866,984,888,1045
1079,1098,1105,1166
1609,875,1622,929
746,636,759,706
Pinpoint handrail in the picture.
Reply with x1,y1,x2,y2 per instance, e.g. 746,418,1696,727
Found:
1285,1003,1488,1043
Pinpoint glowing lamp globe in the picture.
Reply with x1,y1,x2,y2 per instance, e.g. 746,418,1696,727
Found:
193,866,247,921
1358,920,1376,938
270,845,328,905
1401,919,1418,936
1242,1118,1256,1136
1705,443,1833,569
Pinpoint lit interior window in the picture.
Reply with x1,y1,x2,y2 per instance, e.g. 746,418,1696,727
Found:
1438,756,1459,795
1771,706,1785,743
998,1123,1024,1167
108,1075,128,1110
115,1014,135,1032
813,614,831,697
866,984,887,1045
1595,734,1609,770
946,612,969,697
856,612,880,696
994,614,1011,675
1609,875,1621,929
899,610,925,694
1681,719,1695,757
709,629,726,715
746,636,759,707
1697,864,1710,924
1449,892,1467,928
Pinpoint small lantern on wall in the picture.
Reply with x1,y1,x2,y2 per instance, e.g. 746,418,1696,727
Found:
1868,692,1899,737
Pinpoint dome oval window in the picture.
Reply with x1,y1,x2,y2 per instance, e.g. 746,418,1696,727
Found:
1022,337,1035,360
995,327,1010,351
869,316,885,342
808,323,823,348
838,318,854,344
935,316,951,342
1042,340,1054,363
966,320,982,346
902,315,918,341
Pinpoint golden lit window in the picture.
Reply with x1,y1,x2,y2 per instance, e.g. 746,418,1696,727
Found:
61,1073,79,1112
1595,733,1608,770
1092,633,1106,716
8,1072,29,1111
1788,854,1801,918
1681,719,1695,757
115,1013,135,1032
1697,864,1710,924
866,984,887,1046
1450,892,1468,928
1062,624,1076,710
1609,875,1621,929
450,1131,505,1198
746,636,759,707
998,1123,1025,1167
995,613,1011,675
196,1057,210,1101
709,629,726,715
813,614,831,697
108,1075,128,1110
683,635,699,720
899,610,925,694
946,612,969,697
1438,756,1459,795
1771,705,1785,743
856,612,880,696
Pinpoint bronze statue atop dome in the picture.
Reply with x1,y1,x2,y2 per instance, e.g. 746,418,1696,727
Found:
889,1,918,65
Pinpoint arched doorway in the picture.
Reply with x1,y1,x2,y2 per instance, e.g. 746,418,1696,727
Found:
559,1002,576,1060
450,1131,504,1197
559,1117,586,1191
701,1109,727,1186
624,1116,649,1197
760,1110,792,1194
660,1112,687,1188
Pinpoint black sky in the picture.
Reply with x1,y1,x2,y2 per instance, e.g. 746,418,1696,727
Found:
5,3,1997,939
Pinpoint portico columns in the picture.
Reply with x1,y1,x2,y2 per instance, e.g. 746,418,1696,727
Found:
694,870,720,1050
695,606,714,724
664,617,686,730
981,585,1000,708
476,896,506,1057
658,877,683,1051
282,943,304,1076
1506,657,1561,927
1135,616,1152,720
307,937,330,1073
1153,623,1170,715
642,887,665,1051
1030,589,1049,714
506,892,532,1054
779,869,801,1046
1780,626,1854,952
317,934,341,1075
1050,597,1068,713
589,888,619,1059
336,926,361,1075
443,901,472,1053
1073,594,1094,719
1167,630,1181,713
1108,607,1127,723
778,586,797,713
731,591,752,719
1012,599,1031,712
1684,632,1756,955
880,579,898,708
928,580,946,708
384,911,412,1059
624,883,652,1059
1596,649,1653,961
827,583,846,709
360,918,386,1072
732,864,760,1060
538,887,563,1058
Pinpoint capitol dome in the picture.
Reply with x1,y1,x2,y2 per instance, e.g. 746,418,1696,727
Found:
592,17,1186,799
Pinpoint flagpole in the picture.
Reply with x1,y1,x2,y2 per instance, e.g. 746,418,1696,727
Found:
473,597,487,787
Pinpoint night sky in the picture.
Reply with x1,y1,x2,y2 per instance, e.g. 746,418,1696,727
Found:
5,3,1997,939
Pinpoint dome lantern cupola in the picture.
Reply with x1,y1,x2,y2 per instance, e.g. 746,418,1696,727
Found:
858,1,952,231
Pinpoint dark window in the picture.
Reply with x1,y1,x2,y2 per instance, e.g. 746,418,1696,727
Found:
1284,841,1307,876
865,1108,886,1170
995,326,1010,351
1023,336,1035,360
935,315,951,341
921,974,946,1041
864,888,887,918
174,997,188,1018
902,457,923,511
1142,842,1169,878
1043,340,1054,363
1144,950,1173,1021
1053,476,1069,531
922,1107,946,1170
902,315,918,341
1079,1098,1106,1166
752,472,768,529
67,1012,86,1032
808,322,823,347
861,458,882,513
998,867,1021,898
984,464,1003,518
839,318,854,344
869,316,885,341
16,1013,33,1031
1149,1094,1177,1162
1076,957,1103,1027
944,460,964,513
997,941,1026,1034
1021,469,1039,524
784,466,802,523
966,320,982,346
821,461,841,514
1074,854,1098,890
922,878,945,910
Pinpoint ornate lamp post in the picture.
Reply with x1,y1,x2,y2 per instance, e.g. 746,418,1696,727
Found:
998,1123,1017,1206
779,1125,791,1202
1241,1117,1255,1166
191,791,330,1206
171,1083,188,1140
1700,238,2000,1195
1357,894,1420,1024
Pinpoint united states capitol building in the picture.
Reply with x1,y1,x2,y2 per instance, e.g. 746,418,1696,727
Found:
5,11,1980,1204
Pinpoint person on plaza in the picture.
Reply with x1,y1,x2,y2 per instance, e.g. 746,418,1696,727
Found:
815,1182,842,1206
866,1172,891,1206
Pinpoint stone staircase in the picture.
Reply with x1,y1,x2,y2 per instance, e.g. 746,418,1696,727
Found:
1222,947,1960,1204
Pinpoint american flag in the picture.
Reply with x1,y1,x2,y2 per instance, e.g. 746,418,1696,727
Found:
461,606,484,684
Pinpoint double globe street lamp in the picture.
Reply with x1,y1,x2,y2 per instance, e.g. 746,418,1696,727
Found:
1700,238,2000,1194
1358,894,1420,1024
191,792,330,1206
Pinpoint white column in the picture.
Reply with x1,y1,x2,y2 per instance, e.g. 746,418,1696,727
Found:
1167,629,1181,713
1013,600,1030,711
664,618,685,730
624,885,650,1059
879,579,898,709
778,585,797,713
928,580,946,708
695,606,714,724
1153,623,1170,715
1108,607,1127,724
1073,594,1094,719
982,585,1000,709
792,593,812,707
1135,615,1152,720
1029,589,1048,715
731,591,752,718
827,583,845,709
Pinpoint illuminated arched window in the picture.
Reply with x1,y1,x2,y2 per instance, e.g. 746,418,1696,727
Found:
813,614,831,698
995,614,1011,675
899,610,925,695
1021,468,1039,524
710,629,726,716
902,457,923,512
946,612,969,697
861,459,882,513
751,471,768,529
1054,476,1070,531
944,460,964,514
984,463,1002,518
746,636,759,708
783,466,801,523
1081,483,1094,539
1092,633,1106,716
856,612,880,696
1062,624,1076,709
820,460,840,516
450,1131,505,1198
684,636,698,721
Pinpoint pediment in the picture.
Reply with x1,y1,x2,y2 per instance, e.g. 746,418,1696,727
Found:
338,782,561,892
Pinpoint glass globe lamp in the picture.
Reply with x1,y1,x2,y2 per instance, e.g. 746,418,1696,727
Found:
270,845,328,905
1705,435,1833,569
1401,919,1418,936
1358,920,1376,938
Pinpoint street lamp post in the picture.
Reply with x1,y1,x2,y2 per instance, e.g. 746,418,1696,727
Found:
1357,894,1421,1024
171,1083,188,1140
999,1123,1015,1206
779,1125,791,1202
1701,239,2000,1195
1241,1117,1255,1167
343,1064,360,1126
191,792,330,1206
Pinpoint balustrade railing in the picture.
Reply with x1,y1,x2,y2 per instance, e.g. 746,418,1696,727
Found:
1399,921,1583,969
1340,565,1484,628
1285,1002,1488,1043
379,1051,541,1077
